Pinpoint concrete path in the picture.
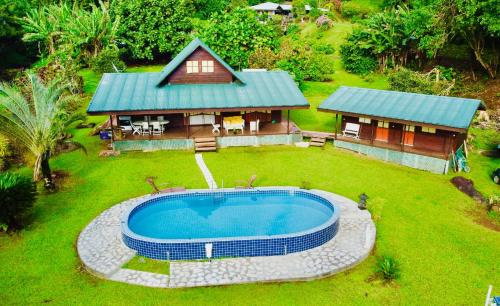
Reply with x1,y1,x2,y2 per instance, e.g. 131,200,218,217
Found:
194,153,218,189
77,188,375,288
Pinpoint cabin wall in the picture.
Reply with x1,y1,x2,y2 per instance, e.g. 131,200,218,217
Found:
340,115,460,156
167,48,233,84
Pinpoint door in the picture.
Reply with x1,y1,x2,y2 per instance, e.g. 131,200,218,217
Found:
375,121,389,142
403,125,415,146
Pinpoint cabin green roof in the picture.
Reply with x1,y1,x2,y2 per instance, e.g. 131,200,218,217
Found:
156,38,244,85
87,71,309,113
318,86,482,130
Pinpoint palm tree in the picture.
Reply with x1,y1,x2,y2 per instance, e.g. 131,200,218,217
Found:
0,74,83,189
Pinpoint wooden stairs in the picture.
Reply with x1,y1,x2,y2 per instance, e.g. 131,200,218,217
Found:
309,137,326,148
194,137,217,152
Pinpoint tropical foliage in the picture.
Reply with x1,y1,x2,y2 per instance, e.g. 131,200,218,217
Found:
0,74,83,188
20,1,119,65
388,67,456,95
375,255,401,281
0,172,36,231
341,0,500,78
199,8,278,69
112,0,192,60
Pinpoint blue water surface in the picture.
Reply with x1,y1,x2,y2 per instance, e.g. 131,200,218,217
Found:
128,192,334,239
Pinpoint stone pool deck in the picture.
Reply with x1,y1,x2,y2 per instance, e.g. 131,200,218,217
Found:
77,188,376,288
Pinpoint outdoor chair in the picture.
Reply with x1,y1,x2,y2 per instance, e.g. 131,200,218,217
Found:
146,177,185,195
342,123,360,139
141,122,151,135
130,122,142,135
152,122,162,136
211,121,221,135
235,174,257,189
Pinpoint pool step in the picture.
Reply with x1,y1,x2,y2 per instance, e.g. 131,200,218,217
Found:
195,137,217,152
310,137,326,147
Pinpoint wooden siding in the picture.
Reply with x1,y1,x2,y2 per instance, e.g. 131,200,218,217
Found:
167,47,234,84
340,115,461,157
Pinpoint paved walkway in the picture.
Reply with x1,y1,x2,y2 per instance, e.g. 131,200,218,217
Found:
194,153,218,189
77,189,375,288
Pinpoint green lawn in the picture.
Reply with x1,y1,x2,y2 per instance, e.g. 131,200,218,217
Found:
1,131,498,304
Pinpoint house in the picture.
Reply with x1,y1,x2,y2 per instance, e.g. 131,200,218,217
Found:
87,38,309,151
249,2,328,17
250,2,292,17
318,86,483,173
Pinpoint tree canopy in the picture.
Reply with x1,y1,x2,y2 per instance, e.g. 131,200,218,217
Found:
199,8,278,69
112,0,193,60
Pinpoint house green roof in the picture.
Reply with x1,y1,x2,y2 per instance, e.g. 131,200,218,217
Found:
87,71,309,113
318,86,482,130
156,38,244,85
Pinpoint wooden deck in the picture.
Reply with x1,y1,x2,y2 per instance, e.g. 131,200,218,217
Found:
114,121,299,141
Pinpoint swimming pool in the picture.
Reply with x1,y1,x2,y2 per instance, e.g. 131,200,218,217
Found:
122,188,340,260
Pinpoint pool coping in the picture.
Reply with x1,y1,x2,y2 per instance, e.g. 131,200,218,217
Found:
121,187,340,244
77,187,376,288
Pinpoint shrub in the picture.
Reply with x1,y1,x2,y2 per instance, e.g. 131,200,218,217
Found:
0,134,10,171
312,43,335,55
340,41,377,74
0,172,37,231
375,255,400,281
388,68,456,95
341,2,373,20
90,48,126,74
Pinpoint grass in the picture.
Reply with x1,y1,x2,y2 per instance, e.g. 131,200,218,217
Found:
123,256,170,275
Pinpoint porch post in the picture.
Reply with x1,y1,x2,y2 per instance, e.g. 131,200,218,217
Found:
334,113,338,139
221,112,224,137
287,110,290,134
185,113,190,138
109,115,114,143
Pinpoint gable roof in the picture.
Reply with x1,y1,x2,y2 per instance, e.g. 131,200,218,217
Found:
87,71,309,113
156,38,244,86
250,2,280,10
318,86,482,130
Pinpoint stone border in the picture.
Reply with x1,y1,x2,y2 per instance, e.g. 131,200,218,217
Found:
77,188,375,288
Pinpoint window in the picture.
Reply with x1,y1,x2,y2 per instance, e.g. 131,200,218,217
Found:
377,121,389,128
186,61,198,73
405,125,415,132
421,126,436,134
358,117,371,124
201,60,214,73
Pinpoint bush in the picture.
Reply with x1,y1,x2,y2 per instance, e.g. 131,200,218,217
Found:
388,68,456,95
0,134,10,171
312,43,335,55
0,172,37,231
340,41,377,74
341,2,374,20
375,255,400,281
90,48,126,74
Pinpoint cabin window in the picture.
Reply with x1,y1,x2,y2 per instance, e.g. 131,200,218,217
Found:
405,125,415,132
377,121,389,128
421,126,436,134
358,117,371,124
186,61,199,73
201,60,214,73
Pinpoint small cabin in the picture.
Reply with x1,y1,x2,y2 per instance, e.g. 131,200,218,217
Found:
318,86,483,173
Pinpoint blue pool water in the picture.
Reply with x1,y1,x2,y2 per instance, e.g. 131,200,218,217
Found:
128,192,334,240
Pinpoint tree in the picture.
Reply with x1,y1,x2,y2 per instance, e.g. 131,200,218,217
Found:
112,0,193,60
441,0,500,78
199,8,278,69
20,1,119,64
0,74,84,189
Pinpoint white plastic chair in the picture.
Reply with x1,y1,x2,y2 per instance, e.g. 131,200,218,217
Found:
211,121,221,135
130,122,142,135
142,122,151,135
152,122,162,136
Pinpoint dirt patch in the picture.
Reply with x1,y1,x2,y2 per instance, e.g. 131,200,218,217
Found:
466,207,500,232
